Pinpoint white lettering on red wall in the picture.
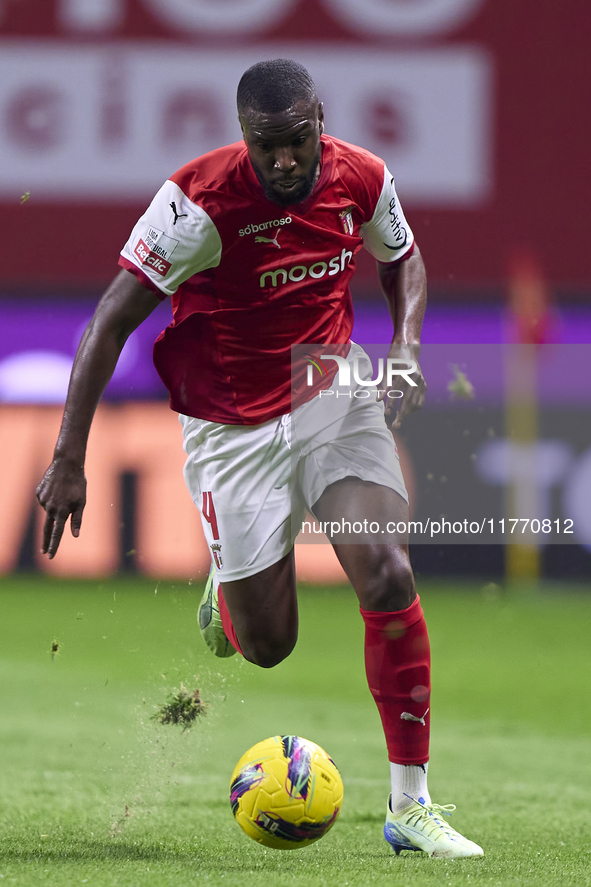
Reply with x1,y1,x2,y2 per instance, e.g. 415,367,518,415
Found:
55,0,484,36
0,45,492,205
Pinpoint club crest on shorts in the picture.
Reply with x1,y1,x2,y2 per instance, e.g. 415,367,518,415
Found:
339,208,354,236
210,542,223,570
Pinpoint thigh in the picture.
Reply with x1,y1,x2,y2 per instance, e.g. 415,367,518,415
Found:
294,343,408,513
314,478,416,611
180,413,306,583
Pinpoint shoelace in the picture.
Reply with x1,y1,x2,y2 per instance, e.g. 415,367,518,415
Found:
401,797,460,842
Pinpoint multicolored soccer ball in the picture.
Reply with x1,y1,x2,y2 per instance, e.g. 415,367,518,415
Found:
229,735,344,850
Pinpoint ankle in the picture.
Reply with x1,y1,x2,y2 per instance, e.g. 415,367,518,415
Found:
389,762,431,813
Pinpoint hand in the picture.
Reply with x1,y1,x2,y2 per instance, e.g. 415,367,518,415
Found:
36,458,87,558
377,342,427,429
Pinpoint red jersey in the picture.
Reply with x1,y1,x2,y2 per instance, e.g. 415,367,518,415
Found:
119,135,414,424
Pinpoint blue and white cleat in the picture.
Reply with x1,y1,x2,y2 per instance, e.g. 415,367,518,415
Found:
198,567,236,658
384,794,484,859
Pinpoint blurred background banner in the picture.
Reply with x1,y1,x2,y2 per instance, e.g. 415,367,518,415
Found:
0,0,588,291
1,0,589,580
0,46,491,205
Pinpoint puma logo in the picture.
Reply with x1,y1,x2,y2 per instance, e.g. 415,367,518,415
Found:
400,709,429,727
255,233,281,249
170,201,188,225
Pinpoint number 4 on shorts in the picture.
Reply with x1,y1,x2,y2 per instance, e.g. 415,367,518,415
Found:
202,491,220,540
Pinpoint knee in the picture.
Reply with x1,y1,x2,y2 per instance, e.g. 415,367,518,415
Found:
241,629,297,669
359,546,416,611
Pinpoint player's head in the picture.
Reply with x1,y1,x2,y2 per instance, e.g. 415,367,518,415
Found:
237,59,324,208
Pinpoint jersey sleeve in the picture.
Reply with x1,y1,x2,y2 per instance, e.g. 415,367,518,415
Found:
119,179,222,296
359,165,415,264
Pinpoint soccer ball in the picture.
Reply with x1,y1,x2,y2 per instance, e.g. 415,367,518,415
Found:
229,735,344,850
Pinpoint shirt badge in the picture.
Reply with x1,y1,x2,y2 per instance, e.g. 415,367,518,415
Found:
339,208,354,236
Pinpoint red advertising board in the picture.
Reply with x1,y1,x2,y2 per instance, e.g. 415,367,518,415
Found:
0,0,588,291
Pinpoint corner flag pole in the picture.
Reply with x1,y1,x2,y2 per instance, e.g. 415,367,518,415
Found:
505,249,550,586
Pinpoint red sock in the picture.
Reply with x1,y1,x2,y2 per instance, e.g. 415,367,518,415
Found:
360,595,430,765
218,585,244,656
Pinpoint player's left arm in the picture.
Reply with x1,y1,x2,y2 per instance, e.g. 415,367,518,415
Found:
358,163,427,427
377,248,428,428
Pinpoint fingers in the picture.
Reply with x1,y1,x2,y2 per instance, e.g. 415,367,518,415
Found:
37,483,55,554
70,506,84,538
41,513,54,554
385,382,426,429
48,515,68,558
40,509,68,557
36,467,86,558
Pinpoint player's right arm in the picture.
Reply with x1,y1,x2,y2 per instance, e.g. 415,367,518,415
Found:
36,270,162,558
37,172,223,557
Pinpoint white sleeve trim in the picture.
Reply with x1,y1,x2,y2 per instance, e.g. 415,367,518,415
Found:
360,165,414,264
120,180,222,295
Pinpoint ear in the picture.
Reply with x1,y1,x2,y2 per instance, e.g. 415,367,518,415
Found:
317,102,325,135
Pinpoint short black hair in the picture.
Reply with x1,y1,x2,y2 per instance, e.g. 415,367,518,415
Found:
237,59,317,116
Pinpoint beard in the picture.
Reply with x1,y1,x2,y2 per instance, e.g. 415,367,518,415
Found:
253,151,321,207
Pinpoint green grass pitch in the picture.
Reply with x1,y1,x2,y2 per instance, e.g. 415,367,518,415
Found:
1,574,590,886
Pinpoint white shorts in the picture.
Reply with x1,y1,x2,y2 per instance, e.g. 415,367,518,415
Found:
180,343,408,582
